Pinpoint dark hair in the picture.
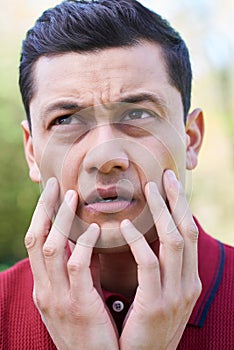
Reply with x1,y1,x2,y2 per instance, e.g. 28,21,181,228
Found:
19,0,192,130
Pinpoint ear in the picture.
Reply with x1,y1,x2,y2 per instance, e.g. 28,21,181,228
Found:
21,120,41,183
185,108,204,170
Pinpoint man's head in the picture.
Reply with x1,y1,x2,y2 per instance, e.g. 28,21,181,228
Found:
19,0,192,130
21,0,204,250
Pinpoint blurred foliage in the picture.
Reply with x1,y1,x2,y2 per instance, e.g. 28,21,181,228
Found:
0,6,40,263
0,0,233,264
0,82,39,263
0,263,12,272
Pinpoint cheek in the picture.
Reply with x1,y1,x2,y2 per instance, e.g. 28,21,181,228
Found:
165,131,187,179
156,123,187,171
59,144,85,197
60,151,80,191
38,140,81,196
133,129,186,194
128,136,174,190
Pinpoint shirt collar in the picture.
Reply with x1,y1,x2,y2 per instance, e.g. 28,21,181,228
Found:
188,217,225,327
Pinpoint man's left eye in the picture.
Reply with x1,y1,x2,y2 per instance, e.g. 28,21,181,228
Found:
122,109,154,121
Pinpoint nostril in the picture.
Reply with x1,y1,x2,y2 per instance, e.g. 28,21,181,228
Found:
98,158,129,174
83,139,130,173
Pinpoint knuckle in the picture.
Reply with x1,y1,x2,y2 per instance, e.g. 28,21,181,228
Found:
164,295,181,315
53,302,66,319
33,290,48,312
184,278,202,306
193,278,202,298
33,288,67,318
24,231,36,249
170,300,181,316
168,232,184,251
146,258,159,270
43,244,57,258
151,302,169,320
140,254,159,270
67,260,85,275
186,223,199,242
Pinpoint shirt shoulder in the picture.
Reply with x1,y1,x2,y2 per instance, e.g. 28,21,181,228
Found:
0,259,56,349
179,221,234,349
223,240,234,270
0,258,33,294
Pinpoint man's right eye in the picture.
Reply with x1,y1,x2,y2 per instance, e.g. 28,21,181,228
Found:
53,114,81,125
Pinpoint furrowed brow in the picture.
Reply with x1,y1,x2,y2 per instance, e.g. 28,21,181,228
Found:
40,93,168,121
38,101,88,124
43,101,85,115
119,93,169,116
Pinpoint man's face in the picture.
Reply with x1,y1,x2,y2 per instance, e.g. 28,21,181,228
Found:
25,42,190,250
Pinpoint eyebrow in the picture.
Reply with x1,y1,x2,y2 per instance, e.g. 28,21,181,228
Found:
118,92,169,116
41,92,168,120
42,102,85,116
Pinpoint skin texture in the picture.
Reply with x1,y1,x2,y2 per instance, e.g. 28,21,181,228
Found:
23,41,204,349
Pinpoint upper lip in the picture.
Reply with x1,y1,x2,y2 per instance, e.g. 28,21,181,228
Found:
84,186,134,205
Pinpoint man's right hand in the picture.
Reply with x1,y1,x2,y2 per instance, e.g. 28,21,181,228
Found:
24,178,119,350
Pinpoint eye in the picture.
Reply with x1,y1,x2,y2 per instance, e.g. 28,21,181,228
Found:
122,109,155,121
53,114,82,126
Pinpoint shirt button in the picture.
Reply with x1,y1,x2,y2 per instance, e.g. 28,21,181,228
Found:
112,300,124,312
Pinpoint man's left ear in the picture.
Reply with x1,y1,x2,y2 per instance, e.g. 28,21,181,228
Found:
186,108,204,170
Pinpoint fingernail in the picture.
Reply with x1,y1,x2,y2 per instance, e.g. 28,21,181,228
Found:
146,182,159,195
46,177,57,188
121,219,131,228
165,170,177,182
89,223,100,232
65,190,75,204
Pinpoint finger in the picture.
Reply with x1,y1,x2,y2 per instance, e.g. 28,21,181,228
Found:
145,181,184,292
120,219,161,302
67,223,100,302
42,190,78,290
163,170,199,282
25,177,59,289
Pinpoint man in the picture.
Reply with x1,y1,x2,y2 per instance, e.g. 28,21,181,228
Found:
0,0,233,349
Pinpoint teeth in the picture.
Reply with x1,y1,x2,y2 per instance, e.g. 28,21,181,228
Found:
99,198,118,203
86,196,131,205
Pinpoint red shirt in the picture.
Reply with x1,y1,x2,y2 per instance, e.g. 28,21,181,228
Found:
1,220,234,349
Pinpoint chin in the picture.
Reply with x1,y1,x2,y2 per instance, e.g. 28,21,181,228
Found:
68,205,158,251
96,222,128,250
93,243,131,254
67,215,126,248
92,224,158,254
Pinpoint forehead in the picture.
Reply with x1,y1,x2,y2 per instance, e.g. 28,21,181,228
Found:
30,42,182,118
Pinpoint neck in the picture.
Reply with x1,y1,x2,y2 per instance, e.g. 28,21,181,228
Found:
99,250,137,299
99,240,159,299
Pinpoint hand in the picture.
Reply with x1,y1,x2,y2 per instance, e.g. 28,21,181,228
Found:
25,178,119,350
119,170,202,350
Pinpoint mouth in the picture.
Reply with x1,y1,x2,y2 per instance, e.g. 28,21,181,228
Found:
84,187,135,213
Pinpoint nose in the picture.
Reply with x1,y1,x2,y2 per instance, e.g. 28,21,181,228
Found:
83,124,129,174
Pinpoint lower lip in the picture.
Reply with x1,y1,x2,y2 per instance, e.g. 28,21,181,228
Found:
85,200,133,213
